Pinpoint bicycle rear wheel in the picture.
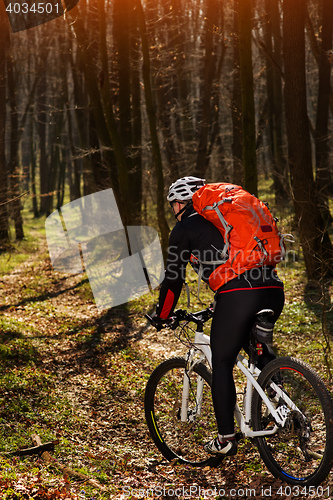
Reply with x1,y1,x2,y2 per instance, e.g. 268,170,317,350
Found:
144,357,221,467
252,356,333,485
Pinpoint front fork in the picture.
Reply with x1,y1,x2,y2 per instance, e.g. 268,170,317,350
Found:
180,349,205,422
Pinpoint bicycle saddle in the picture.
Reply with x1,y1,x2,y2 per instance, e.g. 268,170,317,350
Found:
255,309,274,344
255,308,274,318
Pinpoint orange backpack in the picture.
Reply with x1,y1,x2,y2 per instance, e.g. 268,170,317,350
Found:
192,183,285,290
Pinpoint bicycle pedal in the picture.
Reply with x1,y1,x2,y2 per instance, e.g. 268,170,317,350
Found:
235,432,243,442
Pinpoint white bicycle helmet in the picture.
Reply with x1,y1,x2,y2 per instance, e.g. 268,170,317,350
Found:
167,176,205,202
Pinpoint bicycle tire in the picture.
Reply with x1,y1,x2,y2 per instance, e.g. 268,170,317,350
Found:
252,356,333,485
144,357,222,467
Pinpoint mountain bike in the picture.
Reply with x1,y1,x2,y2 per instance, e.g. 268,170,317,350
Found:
144,306,333,486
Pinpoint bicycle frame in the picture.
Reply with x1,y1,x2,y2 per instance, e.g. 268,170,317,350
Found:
145,308,333,485
180,328,296,437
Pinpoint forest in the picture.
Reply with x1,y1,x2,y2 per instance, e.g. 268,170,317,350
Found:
0,0,332,278
0,0,333,498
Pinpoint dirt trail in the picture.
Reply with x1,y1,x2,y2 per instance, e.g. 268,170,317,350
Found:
1,237,332,499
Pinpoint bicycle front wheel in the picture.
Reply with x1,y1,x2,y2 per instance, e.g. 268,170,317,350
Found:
144,357,221,467
252,356,333,486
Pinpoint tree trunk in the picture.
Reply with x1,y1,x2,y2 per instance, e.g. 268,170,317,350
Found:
36,64,49,215
195,0,217,177
315,0,333,200
129,14,143,224
263,0,289,203
151,0,184,179
63,76,81,201
114,0,131,151
155,70,182,179
231,0,243,185
172,0,194,170
283,0,333,280
69,51,98,197
237,0,257,195
7,52,24,239
29,117,39,218
134,0,169,259
67,6,131,225
113,0,142,223
0,5,10,242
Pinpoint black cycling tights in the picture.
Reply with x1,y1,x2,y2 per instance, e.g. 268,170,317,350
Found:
210,286,285,436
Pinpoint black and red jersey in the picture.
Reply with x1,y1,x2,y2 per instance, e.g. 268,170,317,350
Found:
156,205,225,318
156,205,284,319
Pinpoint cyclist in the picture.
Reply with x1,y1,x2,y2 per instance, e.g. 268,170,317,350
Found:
152,176,285,456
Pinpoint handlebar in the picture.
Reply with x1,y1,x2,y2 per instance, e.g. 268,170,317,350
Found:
145,305,214,331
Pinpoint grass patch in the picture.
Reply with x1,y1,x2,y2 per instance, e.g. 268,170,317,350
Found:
0,205,46,276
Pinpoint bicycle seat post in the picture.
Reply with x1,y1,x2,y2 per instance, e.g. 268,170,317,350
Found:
248,331,259,366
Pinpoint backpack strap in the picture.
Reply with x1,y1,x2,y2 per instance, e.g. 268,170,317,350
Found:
191,198,233,297
202,199,233,260
280,233,295,260
254,236,268,264
191,253,227,298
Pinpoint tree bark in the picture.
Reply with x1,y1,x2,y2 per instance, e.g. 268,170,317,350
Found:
67,5,131,225
195,0,217,177
153,0,183,179
231,0,243,185
36,60,49,215
172,0,194,170
263,0,289,202
134,0,169,259
7,49,24,239
129,14,143,223
283,0,333,280
29,117,39,218
314,0,333,199
0,5,10,242
237,0,257,196
113,0,143,223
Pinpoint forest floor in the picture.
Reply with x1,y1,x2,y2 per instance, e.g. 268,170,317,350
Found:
0,215,333,500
